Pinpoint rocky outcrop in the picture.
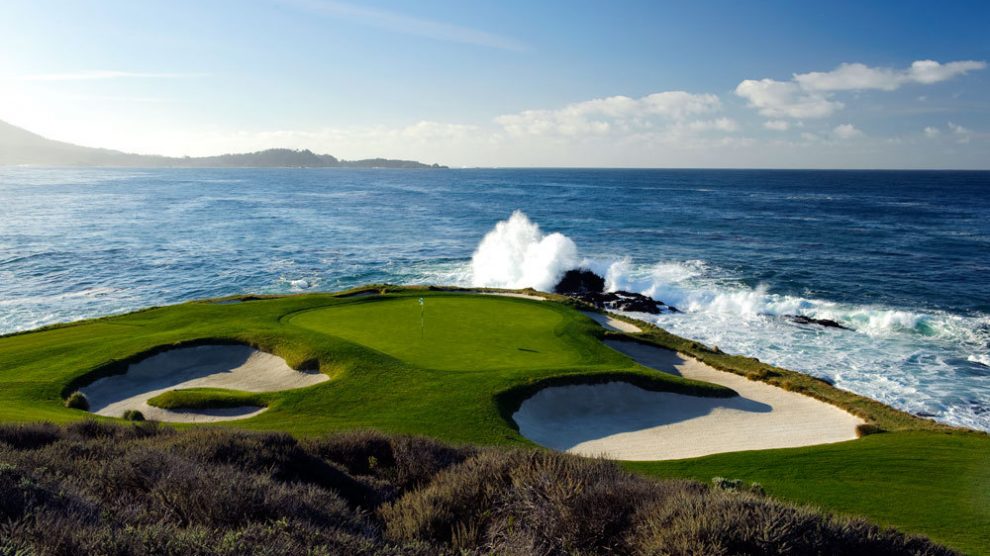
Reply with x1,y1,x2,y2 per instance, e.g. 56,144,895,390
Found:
786,315,851,330
553,269,677,314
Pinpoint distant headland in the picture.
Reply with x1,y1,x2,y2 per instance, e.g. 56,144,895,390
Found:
0,119,446,168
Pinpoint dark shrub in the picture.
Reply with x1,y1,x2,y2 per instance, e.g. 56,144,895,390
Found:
64,391,89,411
65,419,122,440
382,450,663,552
308,430,473,495
857,423,885,437
122,409,145,421
0,422,62,449
162,429,379,507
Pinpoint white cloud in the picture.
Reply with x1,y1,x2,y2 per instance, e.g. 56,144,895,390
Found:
948,122,969,135
495,91,723,137
763,120,790,131
794,60,986,91
908,60,986,84
924,126,940,138
832,123,863,140
735,79,842,119
948,122,971,144
11,70,203,81
737,59,986,119
694,117,739,132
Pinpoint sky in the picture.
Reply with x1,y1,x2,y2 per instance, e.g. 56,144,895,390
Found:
0,0,988,168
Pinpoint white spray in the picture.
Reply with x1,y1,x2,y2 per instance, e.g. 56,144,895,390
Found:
470,211,579,292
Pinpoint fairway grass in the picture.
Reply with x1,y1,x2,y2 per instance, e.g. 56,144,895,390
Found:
0,287,987,553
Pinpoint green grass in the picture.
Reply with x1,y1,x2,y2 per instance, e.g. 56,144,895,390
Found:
290,296,590,371
146,388,271,410
0,286,987,553
0,290,722,443
625,432,990,555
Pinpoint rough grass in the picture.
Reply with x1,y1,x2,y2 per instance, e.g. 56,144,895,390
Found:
0,422,954,556
147,388,271,410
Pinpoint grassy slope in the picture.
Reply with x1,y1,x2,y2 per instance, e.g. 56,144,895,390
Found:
0,288,987,553
626,432,990,556
146,388,271,410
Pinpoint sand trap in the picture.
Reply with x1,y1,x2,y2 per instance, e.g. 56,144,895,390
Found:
581,311,642,333
80,344,328,422
514,340,863,460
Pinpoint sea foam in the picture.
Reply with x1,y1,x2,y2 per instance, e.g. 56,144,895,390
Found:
467,211,990,431
470,210,579,291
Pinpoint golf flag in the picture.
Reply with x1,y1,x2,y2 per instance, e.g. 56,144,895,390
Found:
418,297,425,338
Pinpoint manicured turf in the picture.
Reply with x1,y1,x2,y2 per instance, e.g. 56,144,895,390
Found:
147,388,271,410
0,290,718,442
626,432,990,556
0,287,987,553
290,296,591,371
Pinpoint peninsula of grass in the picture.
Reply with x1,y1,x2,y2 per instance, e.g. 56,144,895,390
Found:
146,388,271,411
0,286,987,553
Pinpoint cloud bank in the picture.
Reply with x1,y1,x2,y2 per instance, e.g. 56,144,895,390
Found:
736,59,985,119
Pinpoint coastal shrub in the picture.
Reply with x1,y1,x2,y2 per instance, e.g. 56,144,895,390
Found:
0,422,957,556
308,429,473,492
857,423,885,437
0,422,61,450
122,409,145,421
64,391,89,411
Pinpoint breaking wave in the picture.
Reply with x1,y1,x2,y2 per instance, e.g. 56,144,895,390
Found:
470,210,579,292
468,211,990,431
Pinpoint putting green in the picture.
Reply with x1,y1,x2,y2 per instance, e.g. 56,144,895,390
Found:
289,295,591,371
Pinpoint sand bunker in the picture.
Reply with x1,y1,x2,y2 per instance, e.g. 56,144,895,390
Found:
80,344,328,423
514,340,863,460
581,311,642,333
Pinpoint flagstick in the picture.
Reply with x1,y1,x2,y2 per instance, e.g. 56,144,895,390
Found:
419,297,425,339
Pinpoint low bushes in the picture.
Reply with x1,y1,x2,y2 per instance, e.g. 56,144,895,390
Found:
64,391,89,411
122,409,145,421
0,422,955,555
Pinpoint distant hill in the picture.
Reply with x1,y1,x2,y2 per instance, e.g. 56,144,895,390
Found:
0,120,446,168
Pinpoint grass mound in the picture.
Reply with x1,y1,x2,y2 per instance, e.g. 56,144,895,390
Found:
0,422,953,555
147,388,270,410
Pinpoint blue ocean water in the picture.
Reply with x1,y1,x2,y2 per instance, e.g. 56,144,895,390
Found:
1,167,988,430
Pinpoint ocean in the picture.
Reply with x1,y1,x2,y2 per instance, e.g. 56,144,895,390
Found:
1,167,988,430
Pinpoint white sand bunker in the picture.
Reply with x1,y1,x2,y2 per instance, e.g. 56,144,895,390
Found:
514,340,863,460
581,311,642,333
81,344,328,423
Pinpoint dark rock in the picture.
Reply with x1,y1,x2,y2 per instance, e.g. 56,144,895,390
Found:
554,269,605,295
786,315,851,330
553,270,670,314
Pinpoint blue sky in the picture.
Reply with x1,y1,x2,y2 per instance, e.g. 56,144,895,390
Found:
1,0,987,167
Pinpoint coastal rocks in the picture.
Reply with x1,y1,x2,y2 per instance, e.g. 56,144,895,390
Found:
785,315,851,330
554,269,604,295
553,269,676,314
